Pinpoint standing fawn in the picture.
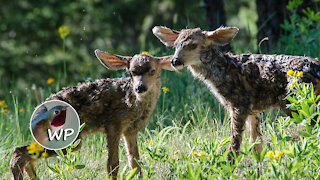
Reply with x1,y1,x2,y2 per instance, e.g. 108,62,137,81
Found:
153,26,320,161
10,50,174,179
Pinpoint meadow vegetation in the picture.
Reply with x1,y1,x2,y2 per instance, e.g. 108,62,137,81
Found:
0,0,320,179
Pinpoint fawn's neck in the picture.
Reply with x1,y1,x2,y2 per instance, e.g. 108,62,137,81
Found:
188,46,236,107
189,46,231,83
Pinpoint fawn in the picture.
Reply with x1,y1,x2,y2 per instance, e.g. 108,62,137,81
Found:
10,50,174,179
153,26,320,161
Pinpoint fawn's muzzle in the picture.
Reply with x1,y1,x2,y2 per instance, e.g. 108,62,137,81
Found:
171,58,184,67
135,85,147,93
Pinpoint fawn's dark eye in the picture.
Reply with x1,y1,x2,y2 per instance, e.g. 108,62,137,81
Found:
188,44,197,50
150,70,156,76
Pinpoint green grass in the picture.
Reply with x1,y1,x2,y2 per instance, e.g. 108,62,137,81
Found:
1,68,320,179
1,0,319,178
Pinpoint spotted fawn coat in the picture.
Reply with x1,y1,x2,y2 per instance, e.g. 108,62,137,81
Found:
153,26,320,160
10,50,174,179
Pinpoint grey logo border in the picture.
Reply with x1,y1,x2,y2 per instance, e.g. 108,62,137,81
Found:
29,100,80,150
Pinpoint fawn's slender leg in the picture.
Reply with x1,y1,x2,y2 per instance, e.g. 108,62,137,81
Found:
106,130,121,179
10,145,35,180
10,146,56,180
123,132,142,176
227,106,249,162
246,113,263,155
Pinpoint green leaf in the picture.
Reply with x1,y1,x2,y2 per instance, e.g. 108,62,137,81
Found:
125,168,138,180
284,136,292,141
301,102,310,116
75,164,85,169
180,121,190,141
270,131,277,145
305,123,312,133
55,164,61,174
298,130,311,137
260,147,267,161
253,151,260,162
71,139,81,149
298,109,309,118
187,163,194,178
221,137,231,146
309,104,315,114
291,112,302,123
271,163,278,177
47,164,60,174
55,149,65,158
65,164,74,171
286,95,297,103
80,123,86,132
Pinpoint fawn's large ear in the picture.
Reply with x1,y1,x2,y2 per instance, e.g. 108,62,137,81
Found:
204,27,239,46
152,26,179,47
95,49,132,70
157,55,175,71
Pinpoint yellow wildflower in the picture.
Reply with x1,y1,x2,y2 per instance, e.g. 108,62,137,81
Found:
27,142,44,154
287,70,294,76
2,109,9,113
287,84,292,89
191,151,197,156
41,152,49,158
141,51,148,55
175,151,179,155
275,151,284,159
149,140,152,145
86,62,92,66
58,26,70,39
27,149,35,154
198,151,206,157
19,109,25,113
297,71,303,77
266,151,274,158
0,100,8,107
46,78,55,85
174,155,177,160
162,87,170,93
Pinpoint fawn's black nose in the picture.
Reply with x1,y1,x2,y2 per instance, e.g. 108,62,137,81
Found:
135,85,147,93
171,58,184,67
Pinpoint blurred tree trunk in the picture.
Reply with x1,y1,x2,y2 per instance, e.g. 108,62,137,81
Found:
204,0,231,51
204,0,227,30
256,0,287,53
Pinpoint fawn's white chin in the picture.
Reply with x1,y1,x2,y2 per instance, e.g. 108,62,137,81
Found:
135,91,147,100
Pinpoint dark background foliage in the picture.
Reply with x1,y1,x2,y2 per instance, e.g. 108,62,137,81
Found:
0,0,319,98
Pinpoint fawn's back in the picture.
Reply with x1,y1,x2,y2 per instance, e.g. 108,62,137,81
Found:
223,53,320,111
47,78,151,134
